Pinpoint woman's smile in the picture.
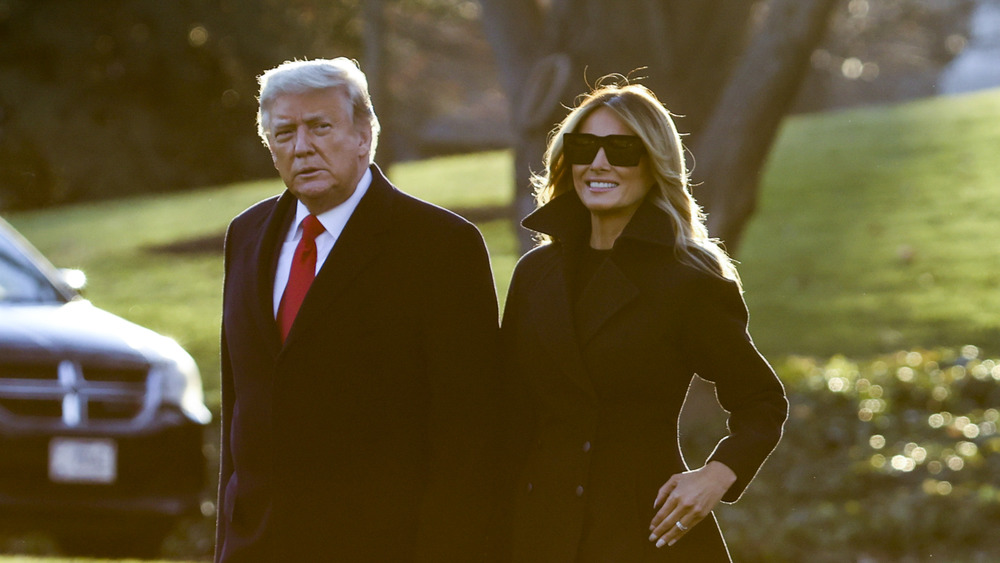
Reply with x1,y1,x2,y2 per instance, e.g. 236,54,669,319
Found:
572,106,654,229
586,180,619,192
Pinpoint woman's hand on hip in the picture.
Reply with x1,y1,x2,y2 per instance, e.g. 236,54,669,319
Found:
647,461,737,548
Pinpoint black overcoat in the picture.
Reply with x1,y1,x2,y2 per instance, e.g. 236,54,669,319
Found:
500,193,788,562
215,165,500,562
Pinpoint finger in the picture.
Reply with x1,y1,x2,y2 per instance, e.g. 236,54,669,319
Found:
649,492,678,530
651,511,702,548
651,496,706,538
650,504,684,537
649,508,684,547
653,478,676,510
659,517,694,548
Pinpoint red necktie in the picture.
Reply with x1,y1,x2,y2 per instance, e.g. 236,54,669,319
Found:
278,214,325,341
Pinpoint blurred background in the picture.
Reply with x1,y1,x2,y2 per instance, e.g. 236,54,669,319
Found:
0,0,992,212
1,0,999,561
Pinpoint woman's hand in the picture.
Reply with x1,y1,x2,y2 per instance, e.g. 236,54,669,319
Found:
647,461,737,548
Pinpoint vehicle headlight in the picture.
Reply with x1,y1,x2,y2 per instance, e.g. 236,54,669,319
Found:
151,347,212,425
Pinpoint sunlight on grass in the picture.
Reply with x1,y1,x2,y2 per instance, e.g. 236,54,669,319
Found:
0,558,193,563
390,149,513,208
3,88,1000,418
2,87,1000,563
0,559,177,563
738,87,1000,358
2,151,520,411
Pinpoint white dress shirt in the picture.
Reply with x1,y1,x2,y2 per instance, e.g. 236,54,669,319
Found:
272,168,372,317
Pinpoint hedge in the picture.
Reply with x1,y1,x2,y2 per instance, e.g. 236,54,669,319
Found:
717,346,1000,562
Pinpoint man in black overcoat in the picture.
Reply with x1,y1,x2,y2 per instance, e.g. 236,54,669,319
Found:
214,58,500,562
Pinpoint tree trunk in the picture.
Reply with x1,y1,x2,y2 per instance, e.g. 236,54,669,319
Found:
364,0,394,168
478,0,550,250
481,0,763,253
694,0,840,254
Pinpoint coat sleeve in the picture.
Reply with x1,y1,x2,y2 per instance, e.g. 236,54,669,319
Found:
679,273,788,503
414,219,502,563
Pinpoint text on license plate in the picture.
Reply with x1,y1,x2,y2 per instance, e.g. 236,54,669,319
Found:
49,437,117,484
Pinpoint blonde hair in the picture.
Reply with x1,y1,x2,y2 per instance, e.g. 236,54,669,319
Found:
531,81,740,288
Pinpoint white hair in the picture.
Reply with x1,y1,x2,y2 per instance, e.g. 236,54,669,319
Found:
256,58,381,163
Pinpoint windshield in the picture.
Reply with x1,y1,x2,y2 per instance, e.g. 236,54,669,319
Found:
0,229,66,304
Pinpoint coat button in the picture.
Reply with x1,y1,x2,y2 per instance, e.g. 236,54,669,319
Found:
575,485,584,497
582,441,591,453
526,482,533,493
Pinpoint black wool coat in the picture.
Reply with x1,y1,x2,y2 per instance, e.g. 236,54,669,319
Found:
215,165,501,563
500,193,788,563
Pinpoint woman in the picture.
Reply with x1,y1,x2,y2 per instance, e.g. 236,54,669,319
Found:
500,82,788,562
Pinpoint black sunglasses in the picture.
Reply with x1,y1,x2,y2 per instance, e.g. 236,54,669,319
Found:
563,133,646,167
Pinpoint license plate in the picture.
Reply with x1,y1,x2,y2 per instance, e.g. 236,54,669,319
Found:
49,438,117,484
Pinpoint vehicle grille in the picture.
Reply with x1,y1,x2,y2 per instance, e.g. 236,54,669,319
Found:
0,359,153,430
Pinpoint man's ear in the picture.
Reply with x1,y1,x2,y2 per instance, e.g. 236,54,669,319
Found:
357,125,372,158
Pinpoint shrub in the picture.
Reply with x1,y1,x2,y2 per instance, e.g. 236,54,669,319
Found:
720,346,1000,563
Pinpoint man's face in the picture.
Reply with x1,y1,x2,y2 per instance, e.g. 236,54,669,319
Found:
266,88,371,214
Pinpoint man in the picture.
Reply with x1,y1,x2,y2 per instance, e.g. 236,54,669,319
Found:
215,58,500,562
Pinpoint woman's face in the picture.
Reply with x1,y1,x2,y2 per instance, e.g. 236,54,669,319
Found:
571,106,655,223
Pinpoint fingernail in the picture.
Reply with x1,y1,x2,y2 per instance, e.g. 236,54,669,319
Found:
648,533,658,542
656,539,666,548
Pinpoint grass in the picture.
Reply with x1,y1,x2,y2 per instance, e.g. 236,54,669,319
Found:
0,559,148,563
2,87,1000,561
2,150,522,411
6,89,1000,410
738,87,1000,358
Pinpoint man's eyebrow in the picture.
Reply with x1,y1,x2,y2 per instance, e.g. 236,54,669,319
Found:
273,112,332,125
303,113,335,124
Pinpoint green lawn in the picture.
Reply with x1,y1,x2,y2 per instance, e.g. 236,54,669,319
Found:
5,88,1000,413
738,87,1000,358
0,558,147,563
2,87,1000,561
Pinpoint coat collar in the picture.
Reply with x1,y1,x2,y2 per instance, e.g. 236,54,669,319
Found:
518,191,677,397
279,164,394,348
248,189,297,358
250,164,395,352
521,190,677,250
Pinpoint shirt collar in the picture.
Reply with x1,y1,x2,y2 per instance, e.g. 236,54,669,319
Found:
288,167,373,242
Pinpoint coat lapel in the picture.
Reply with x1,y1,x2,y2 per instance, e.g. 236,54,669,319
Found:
571,199,677,345
248,191,296,358
520,192,677,395
574,258,638,345
279,165,393,348
529,251,597,401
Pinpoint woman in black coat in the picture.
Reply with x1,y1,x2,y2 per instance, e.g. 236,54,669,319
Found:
500,82,788,562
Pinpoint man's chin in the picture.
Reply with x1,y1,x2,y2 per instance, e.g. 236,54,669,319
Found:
292,183,355,213
293,179,331,194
